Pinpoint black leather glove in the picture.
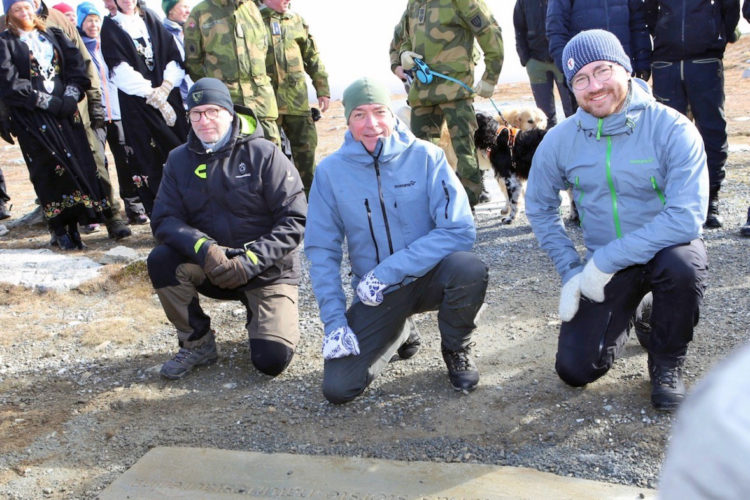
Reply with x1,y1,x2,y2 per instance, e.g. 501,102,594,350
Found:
0,118,14,145
58,96,78,117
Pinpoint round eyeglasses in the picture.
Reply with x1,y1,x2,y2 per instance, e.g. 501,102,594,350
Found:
188,107,221,123
571,64,614,91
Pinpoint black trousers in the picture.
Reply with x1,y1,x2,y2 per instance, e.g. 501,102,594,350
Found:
322,251,488,404
556,239,708,387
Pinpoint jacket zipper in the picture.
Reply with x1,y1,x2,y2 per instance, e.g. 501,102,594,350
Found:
373,154,395,256
574,176,584,224
598,119,622,239
650,176,666,205
441,180,450,219
364,199,381,263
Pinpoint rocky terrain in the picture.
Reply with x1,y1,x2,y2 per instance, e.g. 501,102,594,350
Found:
1,39,750,499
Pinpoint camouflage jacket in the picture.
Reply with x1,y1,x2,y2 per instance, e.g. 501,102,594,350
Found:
184,0,278,120
393,0,504,107
259,6,329,116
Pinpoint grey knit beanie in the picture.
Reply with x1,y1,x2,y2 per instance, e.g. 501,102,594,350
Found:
562,29,632,84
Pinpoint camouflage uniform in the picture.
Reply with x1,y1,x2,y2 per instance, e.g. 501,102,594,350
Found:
184,0,281,145
259,5,329,192
393,0,504,206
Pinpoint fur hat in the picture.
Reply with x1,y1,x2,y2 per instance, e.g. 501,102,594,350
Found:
76,1,101,29
342,77,391,122
2,0,34,15
186,78,234,113
562,29,632,84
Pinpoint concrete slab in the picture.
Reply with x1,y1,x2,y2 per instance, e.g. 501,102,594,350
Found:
101,447,655,500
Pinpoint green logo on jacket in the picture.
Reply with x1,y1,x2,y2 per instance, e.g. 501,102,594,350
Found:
630,157,654,164
194,164,207,179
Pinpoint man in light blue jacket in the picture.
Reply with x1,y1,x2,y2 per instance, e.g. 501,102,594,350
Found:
305,77,488,404
526,30,709,412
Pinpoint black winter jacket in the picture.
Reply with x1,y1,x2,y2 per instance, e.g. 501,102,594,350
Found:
646,0,740,61
514,0,553,66
546,0,652,72
150,106,307,288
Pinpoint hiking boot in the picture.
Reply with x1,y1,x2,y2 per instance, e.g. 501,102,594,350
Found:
160,332,218,380
397,330,422,360
54,232,77,250
441,343,479,393
740,206,750,237
0,202,10,220
106,218,132,240
128,213,149,225
703,190,722,229
648,356,686,412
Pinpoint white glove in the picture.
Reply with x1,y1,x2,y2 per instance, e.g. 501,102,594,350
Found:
559,273,582,322
400,50,423,71
356,270,388,306
579,258,614,302
473,80,495,98
322,325,360,360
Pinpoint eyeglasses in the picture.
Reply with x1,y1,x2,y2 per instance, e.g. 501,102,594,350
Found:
571,64,614,91
188,107,221,123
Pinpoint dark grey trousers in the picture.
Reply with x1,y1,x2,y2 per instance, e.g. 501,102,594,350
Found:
556,239,708,386
323,251,488,404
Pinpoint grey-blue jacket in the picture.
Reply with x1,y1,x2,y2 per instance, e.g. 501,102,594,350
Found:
526,79,708,284
305,119,475,334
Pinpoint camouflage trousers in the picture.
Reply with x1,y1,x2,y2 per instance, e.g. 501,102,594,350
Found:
259,118,282,147
278,113,317,192
410,99,481,206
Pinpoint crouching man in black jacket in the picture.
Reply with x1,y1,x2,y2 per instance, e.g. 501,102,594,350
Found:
148,78,307,380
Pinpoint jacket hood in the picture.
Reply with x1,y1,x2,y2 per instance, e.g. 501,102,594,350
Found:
187,104,263,155
573,78,654,137
337,117,416,166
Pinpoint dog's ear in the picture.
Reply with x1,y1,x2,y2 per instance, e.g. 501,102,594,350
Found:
474,112,499,150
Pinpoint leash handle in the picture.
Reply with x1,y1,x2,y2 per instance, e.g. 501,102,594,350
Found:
413,58,505,121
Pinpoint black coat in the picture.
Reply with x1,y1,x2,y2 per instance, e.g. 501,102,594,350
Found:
151,107,307,289
514,0,553,66
0,27,110,228
646,0,741,61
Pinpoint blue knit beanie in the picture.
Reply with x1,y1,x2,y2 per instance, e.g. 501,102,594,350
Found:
76,1,101,29
3,0,34,16
562,29,632,84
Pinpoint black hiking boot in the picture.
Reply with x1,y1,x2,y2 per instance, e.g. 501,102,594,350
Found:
397,330,422,360
441,343,479,393
704,189,722,229
740,206,750,237
648,356,686,412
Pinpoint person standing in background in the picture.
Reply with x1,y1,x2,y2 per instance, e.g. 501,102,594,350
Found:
161,0,192,106
259,0,329,193
391,0,504,208
513,0,574,127
646,0,740,229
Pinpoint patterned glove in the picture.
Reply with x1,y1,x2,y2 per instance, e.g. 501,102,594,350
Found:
322,325,360,360
356,270,388,307
579,258,614,303
400,50,423,71
559,273,582,322
155,100,177,127
473,80,495,98
146,80,173,108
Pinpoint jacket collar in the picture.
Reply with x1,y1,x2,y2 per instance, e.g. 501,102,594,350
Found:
574,79,654,137
338,118,416,166
187,105,263,155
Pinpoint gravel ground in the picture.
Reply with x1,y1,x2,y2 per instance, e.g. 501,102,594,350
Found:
1,41,750,499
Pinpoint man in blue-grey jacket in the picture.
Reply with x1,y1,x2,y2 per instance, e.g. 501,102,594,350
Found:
526,30,709,412
305,77,488,404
